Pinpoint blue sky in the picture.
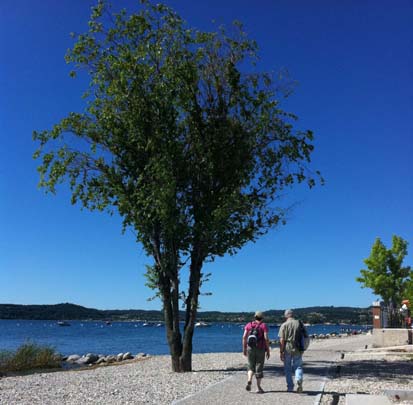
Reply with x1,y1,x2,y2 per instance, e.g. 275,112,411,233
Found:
0,0,412,312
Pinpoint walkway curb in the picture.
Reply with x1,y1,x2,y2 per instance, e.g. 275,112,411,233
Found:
313,360,335,405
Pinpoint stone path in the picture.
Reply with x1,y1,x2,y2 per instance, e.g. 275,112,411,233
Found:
174,335,371,405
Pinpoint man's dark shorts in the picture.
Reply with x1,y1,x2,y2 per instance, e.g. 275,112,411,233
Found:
247,347,266,378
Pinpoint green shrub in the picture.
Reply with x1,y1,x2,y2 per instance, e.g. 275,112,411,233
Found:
0,342,61,373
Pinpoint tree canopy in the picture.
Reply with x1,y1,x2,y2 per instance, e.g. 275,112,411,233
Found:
33,0,321,371
357,235,412,306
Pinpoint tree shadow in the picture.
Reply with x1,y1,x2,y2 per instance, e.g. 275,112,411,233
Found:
263,360,334,378
195,359,334,375
327,359,413,383
194,358,413,386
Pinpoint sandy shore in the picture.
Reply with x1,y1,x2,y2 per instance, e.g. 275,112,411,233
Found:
1,334,411,404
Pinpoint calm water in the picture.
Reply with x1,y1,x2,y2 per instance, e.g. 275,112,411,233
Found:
0,320,368,356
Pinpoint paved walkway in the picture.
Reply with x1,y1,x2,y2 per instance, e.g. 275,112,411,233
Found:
174,335,371,405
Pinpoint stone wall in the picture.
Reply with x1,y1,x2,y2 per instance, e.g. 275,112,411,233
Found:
372,328,412,347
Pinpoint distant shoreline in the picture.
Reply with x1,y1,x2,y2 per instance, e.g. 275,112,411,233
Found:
0,302,372,325
1,319,373,328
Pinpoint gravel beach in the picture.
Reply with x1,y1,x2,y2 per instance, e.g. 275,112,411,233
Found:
1,334,412,404
0,352,245,404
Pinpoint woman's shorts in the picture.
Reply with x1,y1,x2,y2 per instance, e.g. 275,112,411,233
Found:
247,347,266,378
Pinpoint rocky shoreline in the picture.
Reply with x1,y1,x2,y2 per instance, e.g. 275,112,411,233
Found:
61,352,149,369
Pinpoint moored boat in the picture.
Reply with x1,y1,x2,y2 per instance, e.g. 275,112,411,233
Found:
195,321,211,327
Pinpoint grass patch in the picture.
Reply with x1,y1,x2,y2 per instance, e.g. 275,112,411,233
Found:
0,342,61,373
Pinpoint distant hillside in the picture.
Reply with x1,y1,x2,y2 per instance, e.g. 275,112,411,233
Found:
0,303,104,321
0,303,164,321
197,306,371,324
0,303,372,324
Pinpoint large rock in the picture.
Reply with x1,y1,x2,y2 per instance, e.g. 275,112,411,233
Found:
85,353,99,363
116,353,124,362
76,354,99,365
66,354,81,363
76,357,88,365
105,355,117,363
122,352,133,360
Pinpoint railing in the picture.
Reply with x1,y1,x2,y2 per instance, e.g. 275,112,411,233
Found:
380,304,408,328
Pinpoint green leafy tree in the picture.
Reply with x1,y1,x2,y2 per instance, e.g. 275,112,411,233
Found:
33,0,321,371
405,283,413,304
357,236,412,307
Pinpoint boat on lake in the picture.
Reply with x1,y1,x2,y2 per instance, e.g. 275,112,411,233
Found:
195,321,211,327
57,321,70,326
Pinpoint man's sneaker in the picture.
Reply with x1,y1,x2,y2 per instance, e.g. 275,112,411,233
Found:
296,381,303,393
246,381,252,391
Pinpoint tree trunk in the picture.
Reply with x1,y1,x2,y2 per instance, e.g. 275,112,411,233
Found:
160,265,183,372
154,232,204,372
180,248,204,371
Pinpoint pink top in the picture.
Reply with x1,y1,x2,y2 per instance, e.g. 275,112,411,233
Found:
244,321,268,350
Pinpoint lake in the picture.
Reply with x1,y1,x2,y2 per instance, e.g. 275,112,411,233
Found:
0,320,369,356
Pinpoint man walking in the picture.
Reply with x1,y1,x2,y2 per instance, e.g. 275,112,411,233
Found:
279,309,304,393
242,311,270,393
